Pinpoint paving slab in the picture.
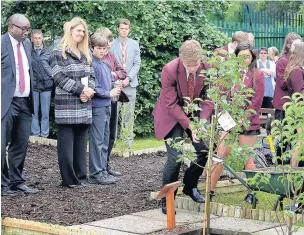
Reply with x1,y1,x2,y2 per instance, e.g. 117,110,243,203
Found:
253,226,304,235
131,209,216,225
85,214,166,234
71,224,137,235
209,216,279,234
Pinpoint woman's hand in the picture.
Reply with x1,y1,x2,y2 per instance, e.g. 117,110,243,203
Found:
80,93,88,102
82,87,95,99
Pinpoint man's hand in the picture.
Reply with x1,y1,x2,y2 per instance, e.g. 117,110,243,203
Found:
189,124,200,143
82,87,95,99
122,77,130,88
110,87,121,98
191,129,199,143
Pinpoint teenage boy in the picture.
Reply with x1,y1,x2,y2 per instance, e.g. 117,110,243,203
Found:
96,27,127,177
88,32,121,184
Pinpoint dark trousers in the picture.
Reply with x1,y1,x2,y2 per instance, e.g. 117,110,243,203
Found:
262,97,273,109
163,123,208,194
275,109,290,164
89,107,111,180
57,124,89,186
1,97,32,190
107,102,118,170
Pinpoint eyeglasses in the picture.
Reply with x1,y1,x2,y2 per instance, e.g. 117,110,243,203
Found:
260,52,268,55
13,24,32,33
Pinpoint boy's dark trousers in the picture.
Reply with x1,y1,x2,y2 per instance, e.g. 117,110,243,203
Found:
89,106,111,180
162,122,209,201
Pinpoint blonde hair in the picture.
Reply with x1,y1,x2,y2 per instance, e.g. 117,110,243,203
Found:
232,31,249,44
284,42,304,81
268,46,279,56
280,32,302,57
179,40,203,64
60,17,91,63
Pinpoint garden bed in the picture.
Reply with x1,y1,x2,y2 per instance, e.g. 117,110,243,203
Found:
1,143,168,226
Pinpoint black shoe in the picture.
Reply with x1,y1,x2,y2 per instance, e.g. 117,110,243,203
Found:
67,184,85,189
1,189,20,197
80,182,90,187
183,187,205,203
209,191,215,202
13,185,39,194
108,169,122,177
89,173,118,185
161,201,176,215
105,172,120,182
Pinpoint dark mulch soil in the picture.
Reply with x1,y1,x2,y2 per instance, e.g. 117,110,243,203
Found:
1,143,169,226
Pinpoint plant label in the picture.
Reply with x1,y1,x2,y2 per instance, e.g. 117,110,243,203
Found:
217,112,236,131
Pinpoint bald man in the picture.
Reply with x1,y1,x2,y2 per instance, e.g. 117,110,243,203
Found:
1,14,38,196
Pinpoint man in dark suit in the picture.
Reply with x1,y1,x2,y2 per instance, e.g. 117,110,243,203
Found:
1,13,38,196
152,40,213,214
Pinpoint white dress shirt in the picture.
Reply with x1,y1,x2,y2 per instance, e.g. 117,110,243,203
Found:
8,33,31,97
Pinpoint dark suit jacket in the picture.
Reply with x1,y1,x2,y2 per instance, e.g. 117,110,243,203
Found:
273,55,289,111
152,58,213,140
287,67,304,95
1,33,34,119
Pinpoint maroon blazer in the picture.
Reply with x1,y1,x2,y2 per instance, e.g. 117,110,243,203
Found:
287,67,304,95
215,45,229,57
273,55,289,110
152,58,213,140
244,69,265,131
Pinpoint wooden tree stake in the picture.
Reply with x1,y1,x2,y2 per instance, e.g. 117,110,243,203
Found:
156,181,182,230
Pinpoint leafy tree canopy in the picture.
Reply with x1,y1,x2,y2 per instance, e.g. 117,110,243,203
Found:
2,0,229,137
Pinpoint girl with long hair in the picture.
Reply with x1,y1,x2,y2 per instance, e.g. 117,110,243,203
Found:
210,44,265,196
273,33,302,119
284,42,304,167
272,33,302,163
50,17,95,188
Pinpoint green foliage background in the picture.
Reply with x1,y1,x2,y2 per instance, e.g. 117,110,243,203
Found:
1,0,229,137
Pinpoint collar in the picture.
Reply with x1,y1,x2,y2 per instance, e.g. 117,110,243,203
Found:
34,45,43,50
228,44,234,54
119,37,128,44
8,32,20,47
92,55,103,64
65,47,84,60
185,70,196,78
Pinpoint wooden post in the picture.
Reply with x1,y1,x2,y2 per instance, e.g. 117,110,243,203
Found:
156,181,182,230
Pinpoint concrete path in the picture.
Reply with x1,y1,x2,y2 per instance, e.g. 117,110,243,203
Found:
70,208,292,235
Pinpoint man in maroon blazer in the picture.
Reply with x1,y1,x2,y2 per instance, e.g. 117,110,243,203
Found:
153,40,213,214
215,31,249,57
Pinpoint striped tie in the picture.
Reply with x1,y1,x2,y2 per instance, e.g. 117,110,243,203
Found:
188,73,195,102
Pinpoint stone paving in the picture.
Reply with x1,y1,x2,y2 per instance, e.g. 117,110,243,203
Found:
70,208,291,235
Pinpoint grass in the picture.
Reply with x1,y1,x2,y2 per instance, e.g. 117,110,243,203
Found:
214,190,289,211
113,137,165,152
297,222,304,227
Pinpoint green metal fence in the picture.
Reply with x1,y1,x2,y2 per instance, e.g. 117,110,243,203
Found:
212,8,304,52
